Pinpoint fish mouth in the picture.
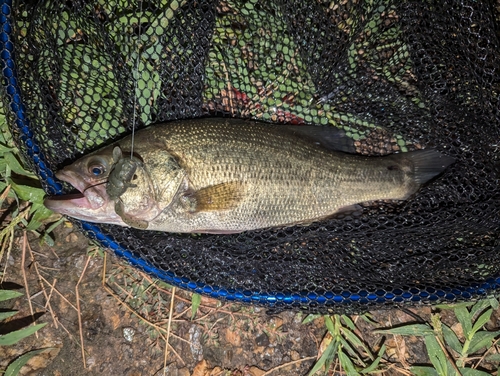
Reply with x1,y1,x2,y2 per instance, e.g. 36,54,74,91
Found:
44,170,126,226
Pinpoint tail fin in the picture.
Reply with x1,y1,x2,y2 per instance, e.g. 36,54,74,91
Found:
405,149,455,185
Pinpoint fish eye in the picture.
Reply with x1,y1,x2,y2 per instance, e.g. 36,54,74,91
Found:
89,165,105,176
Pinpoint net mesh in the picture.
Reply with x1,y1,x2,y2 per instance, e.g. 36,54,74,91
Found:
3,0,500,312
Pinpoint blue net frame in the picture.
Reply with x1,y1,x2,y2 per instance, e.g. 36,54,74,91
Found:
0,0,499,312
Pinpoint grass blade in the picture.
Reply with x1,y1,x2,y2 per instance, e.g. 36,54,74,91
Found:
375,323,433,336
302,314,322,324
361,344,386,374
0,322,47,346
0,311,18,321
307,338,338,376
191,293,201,319
338,349,359,375
0,290,23,302
5,348,51,376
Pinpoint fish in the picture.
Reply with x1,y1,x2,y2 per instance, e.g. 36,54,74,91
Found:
44,118,455,234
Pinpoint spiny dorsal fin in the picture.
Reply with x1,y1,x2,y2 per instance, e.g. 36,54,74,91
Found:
186,181,244,212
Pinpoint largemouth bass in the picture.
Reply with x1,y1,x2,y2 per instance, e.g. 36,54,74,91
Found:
44,118,455,233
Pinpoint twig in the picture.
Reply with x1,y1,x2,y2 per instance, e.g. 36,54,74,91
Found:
26,238,59,330
435,334,463,376
21,231,38,337
103,282,191,346
163,286,176,376
473,337,500,369
261,356,316,375
76,255,92,368
37,274,78,311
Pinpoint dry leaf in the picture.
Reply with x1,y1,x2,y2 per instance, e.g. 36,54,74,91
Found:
192,360,208,376
225,328,242,347
247,366,265,376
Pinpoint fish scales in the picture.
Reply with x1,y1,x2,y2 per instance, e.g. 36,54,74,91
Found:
44,118,455,233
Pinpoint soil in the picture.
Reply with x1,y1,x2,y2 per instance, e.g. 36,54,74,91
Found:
0,220,498,376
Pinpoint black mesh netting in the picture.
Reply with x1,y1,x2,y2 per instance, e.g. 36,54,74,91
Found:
3,0,500,313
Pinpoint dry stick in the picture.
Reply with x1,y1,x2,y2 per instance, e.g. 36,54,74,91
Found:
21,231,38,337
101,256,187,364
101,282,188,365
163,286,176,376
25,236,59,329
261,356,316,376
435,334,463,376
1,227,14,282
473,337,500,369
37,274,78,311
75,255,92,368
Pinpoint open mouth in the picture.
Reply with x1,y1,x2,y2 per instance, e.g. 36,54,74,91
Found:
45,191,85,201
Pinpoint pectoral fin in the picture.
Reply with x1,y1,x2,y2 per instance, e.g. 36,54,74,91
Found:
183,181,244,212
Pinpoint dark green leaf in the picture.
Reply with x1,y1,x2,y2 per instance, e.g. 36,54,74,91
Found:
410,366,439,376
442,323,463,355
485,353,500,362
0,323,47,346
470,309,492,336
191,293,201,319
489,297,499,310
424,335,447,376
469,300,492,319
4,152,34,177
459,367,494,376
0,311,18,321
468,330,500,355
0,290,23,302
454,306,472,339
375,323,433,336
8,180,45,204
5,348,52,376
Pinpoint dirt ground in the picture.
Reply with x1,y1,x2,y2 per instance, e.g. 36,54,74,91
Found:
0,220,498,376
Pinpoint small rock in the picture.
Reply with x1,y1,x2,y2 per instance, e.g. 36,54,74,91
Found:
255,332,270,347
65,232,78,243
189,325,204,361
123,327,135,342
290,350,300,361
86,356,96,368
178,367,190,376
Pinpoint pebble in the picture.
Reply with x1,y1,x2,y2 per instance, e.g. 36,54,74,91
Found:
123,327,135,342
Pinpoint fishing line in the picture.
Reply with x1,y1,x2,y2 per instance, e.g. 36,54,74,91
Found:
130,0,144,159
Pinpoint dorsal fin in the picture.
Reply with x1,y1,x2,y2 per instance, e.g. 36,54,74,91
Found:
286,125,356,153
